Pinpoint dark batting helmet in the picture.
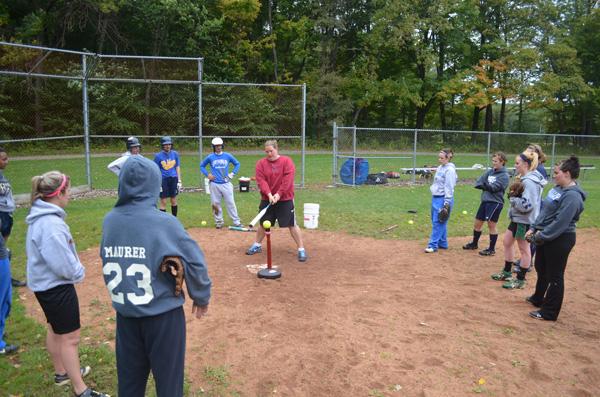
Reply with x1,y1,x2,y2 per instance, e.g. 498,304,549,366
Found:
126,136,141,150
160,136,173,146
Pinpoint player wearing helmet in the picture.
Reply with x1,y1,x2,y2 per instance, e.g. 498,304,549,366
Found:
154,136,182,217
200,137,242,228
107,137,142,176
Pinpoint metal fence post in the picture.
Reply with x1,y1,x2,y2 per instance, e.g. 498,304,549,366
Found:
352,125,357,186
551,135,556,168
486,131,492,168
197,58,203,187
301,83,307,187
82,54,92,188
332,121,338,185
412,129,417,184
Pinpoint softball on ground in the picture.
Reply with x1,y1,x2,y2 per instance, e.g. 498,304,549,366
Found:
462,210,468,215
408,220,414,225
262,220,272,229
201,220,207,226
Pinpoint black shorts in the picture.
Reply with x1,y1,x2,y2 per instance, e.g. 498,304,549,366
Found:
34,283,81,334
160,176,179,198
0,211,13,238
475,202,503,223
508,221,530,240
259,200,296,228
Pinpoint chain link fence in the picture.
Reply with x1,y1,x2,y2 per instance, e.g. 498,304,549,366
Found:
333,123,600,186
0,42,306,191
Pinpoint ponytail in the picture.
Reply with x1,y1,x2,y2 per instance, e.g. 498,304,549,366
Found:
31,171,70,204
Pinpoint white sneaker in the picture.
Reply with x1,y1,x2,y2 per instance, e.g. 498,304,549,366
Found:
424,247,437,253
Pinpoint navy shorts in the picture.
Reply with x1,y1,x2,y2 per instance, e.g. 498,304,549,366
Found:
259,200,296,228
0,211,13,238
34,283,81,334
475,202,503,223
508,221,530,240
160,177,179,198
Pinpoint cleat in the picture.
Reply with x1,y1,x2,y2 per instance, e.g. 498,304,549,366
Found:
76,388,111,397
55,366,91,386
298,250,308,262
424,247,437,253
491,270,512,281
246,245,262,255
479,248,495,256
502,278,526,289
462,242,478,250
0,344,19,355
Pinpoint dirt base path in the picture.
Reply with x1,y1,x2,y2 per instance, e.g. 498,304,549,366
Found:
22,228,600,397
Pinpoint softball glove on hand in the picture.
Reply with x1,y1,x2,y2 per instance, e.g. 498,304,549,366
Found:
508,181,524,198
160,256,185,296
438,203,450,223
526,231,544,246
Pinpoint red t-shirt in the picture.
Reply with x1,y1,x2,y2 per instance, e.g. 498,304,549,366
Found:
255,155,295,201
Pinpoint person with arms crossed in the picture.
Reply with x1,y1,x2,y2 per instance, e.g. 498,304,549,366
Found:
26,171,109,397
200,137,243,229
107,136,142,176
101,156,211,397
463,152,510,256
491,151,544,289
0,147,25,287
424,148,457,253
246,140,307,262
526,156,585,321
154,136,182,216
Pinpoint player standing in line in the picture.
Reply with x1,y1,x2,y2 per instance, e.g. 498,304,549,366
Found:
107,137,142,176
246,140,307,262
0,147,25,287
526,156,586,321
26,171,109,397
200,137,243,229
154,136,182,216
0,226,18,355
100,156,211,397
491,151,544,289
424,148,457,253
463,152,510,256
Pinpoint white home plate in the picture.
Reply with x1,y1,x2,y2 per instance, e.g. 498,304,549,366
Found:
246,264,279,274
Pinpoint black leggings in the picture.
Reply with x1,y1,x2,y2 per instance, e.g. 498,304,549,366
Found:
530,233,576,321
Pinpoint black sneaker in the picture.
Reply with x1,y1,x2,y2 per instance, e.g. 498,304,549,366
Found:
479,248,495,256
11,278,26,287
55,366,91,386
526,296,542,308
76,388,111,397
0,344,19,355
462,242,478,250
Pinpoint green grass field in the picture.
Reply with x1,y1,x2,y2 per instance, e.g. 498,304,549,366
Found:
1,152,599,396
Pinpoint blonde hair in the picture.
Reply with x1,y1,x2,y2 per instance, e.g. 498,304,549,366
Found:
519,151,539,173
264,139,278,149
31,171,70,204
527,143,546,163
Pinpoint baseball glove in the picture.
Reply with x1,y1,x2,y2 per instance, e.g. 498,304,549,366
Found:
438,203,450,223
508,181,525,198
160,256,185,296
526,231,544,246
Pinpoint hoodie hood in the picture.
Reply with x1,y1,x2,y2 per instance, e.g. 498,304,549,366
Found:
521,169,546,187
565,183,587,202
116,156,160,207
26,199,66,225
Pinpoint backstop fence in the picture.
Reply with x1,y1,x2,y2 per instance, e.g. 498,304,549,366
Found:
332,123,600,186
0,42,306,189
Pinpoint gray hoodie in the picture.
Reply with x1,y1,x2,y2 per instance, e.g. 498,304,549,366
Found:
532,184,586,242
0,170,15,213
25,200,85,292
100,156,211,318
474,166,510,205
508,170,545,225
430,163,457,204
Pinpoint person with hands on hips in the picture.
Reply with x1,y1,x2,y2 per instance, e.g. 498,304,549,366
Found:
246,140,307,262
525,156,585,321
463,152,510,256
101,156,211,397
491,150,544,289
425,148,457,253
26,171,109,397
154,136,182,217
200,137,243,229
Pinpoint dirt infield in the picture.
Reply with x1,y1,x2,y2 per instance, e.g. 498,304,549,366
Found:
23,228,600,396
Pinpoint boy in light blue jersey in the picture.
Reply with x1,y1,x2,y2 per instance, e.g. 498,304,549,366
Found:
200,137,242,228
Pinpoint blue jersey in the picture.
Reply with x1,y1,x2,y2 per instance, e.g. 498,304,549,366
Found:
154,150,180,178
200,152,240,184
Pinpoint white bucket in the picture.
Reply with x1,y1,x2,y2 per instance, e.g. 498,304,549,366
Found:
303,203,320,229
204,178,210,194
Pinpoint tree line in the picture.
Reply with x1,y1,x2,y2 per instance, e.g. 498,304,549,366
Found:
0,0,598,141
